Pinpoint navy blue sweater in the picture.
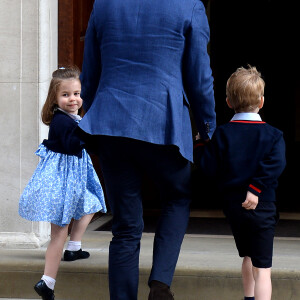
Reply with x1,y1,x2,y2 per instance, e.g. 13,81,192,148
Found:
195,120,286,202
43,110,84,158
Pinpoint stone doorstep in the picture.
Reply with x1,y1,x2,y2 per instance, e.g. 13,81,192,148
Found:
1,260,300,300
1,231,300,300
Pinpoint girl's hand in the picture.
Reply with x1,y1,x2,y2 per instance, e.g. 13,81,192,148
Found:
242,191,258,210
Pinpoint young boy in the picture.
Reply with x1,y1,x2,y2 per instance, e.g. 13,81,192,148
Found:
194,66,286,300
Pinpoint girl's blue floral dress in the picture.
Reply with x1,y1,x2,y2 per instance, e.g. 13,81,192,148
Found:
19,109,106,227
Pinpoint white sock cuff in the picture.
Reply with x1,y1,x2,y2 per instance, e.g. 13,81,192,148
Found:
66,240,81,251
42,275,56,290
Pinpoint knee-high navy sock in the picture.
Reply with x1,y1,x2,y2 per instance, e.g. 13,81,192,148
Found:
244,297,255,300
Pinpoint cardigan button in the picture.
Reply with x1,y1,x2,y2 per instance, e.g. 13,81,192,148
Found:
205,123,210,132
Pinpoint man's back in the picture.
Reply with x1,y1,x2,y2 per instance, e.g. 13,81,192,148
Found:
79,0,216,162
79,1,216,299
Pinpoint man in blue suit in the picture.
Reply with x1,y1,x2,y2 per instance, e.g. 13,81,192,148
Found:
79,0,216,299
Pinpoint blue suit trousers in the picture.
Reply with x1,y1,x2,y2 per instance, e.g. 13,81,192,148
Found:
97,136,191,300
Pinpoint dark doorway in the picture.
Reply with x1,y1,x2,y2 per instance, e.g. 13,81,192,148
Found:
195,0,300,212
96,214,300,238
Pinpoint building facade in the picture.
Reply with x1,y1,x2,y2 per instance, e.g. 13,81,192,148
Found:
0,1,58,248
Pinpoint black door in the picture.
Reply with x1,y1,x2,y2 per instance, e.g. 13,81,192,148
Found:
196,0,300,212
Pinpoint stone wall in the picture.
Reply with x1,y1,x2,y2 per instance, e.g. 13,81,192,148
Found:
0,0,58,248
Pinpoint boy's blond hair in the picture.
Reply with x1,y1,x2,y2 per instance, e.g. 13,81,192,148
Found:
226,65,265,113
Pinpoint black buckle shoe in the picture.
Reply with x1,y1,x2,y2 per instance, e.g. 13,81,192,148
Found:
63,249,90,261
34,280,55,300
148,280,174,300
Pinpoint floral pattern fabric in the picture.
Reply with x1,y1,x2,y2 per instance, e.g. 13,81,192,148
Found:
19,144,106,227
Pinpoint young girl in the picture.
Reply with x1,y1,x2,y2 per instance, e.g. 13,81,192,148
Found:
19,66,106,300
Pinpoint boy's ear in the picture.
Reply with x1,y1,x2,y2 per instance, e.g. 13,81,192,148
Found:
226,98,233,108
259,96,264,109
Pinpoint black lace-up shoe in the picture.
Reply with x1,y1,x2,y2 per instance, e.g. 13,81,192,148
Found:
63,249,90,261
148,280,175,300
34,280,55,300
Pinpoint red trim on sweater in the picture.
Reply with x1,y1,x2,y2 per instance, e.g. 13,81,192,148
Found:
249,184,261,193
193,142,205,149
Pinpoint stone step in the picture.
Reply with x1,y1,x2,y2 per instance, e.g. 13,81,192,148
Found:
1,224,300,299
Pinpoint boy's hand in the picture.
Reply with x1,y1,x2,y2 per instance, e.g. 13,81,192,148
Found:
195,133,201,140
242,191,258,210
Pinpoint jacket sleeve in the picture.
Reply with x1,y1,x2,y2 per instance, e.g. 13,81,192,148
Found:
80,7,102,112
248,133,286,196
182,1,216,140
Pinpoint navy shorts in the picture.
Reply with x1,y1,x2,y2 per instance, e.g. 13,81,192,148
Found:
223,201,278,268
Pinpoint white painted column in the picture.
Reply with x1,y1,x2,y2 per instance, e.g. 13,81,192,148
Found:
0,0,58,248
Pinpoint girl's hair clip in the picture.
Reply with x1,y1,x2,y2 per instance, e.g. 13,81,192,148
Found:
59,67,65,70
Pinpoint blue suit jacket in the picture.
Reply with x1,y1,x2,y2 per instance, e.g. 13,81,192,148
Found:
79,0,216,162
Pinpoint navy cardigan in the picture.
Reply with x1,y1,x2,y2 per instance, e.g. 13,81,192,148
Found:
43,110,84,158
195,120,286,202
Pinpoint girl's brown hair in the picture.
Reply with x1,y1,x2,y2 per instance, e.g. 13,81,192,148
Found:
226,65,265,113
41,65,83,125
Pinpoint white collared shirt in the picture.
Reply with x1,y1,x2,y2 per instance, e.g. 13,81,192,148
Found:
57,108,82,122
231,112,262,122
